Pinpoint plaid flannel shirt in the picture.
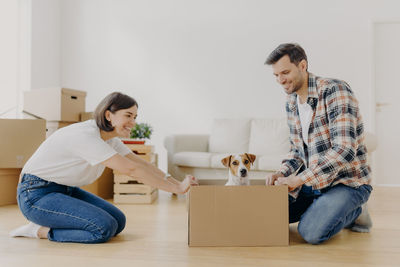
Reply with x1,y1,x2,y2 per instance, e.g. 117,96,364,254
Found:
279,73,371,199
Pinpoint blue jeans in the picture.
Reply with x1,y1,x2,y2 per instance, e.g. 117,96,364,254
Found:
289,184,372,244
17,173,126,243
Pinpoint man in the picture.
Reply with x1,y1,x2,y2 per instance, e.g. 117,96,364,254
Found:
265,43,372,245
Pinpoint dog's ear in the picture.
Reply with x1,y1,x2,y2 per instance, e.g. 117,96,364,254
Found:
221,155,232,167
245,153,256,164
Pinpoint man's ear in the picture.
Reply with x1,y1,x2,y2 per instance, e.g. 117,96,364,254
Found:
221,155,232,168
299,59,308,72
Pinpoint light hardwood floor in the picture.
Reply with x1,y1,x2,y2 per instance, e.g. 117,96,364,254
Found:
1,186,399,267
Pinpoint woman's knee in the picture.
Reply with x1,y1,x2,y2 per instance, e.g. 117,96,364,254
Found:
115,212,126,235
93,216,119,243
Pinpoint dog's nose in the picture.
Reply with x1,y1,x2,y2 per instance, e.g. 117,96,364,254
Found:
240,169,247,177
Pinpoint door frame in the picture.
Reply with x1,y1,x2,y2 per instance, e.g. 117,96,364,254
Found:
370,20,400,186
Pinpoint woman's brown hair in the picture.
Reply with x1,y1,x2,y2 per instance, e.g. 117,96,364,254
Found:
94,92,138,132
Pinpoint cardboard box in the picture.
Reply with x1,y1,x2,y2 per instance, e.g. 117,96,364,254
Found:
80,112,93,122
0,168,21,206
46,121,75,138
188,184,289,247
23,88,87,122
0,119,46,168
81,167,114,199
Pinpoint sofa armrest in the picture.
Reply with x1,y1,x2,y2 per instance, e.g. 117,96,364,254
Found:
164,134,209,154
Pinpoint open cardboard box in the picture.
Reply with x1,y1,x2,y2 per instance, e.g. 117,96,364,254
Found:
188,180,288,247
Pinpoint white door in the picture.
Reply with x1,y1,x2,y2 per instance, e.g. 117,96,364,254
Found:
374,22,400,185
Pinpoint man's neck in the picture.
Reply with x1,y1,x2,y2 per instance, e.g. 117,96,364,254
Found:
297,72,309,104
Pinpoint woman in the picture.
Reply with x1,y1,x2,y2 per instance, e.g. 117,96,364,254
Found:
10,92,195,243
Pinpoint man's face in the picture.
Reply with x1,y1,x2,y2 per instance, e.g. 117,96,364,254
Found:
272,55,307,95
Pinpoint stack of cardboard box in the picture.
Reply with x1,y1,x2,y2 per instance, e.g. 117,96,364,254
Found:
0,119,46,205
23,88,87,138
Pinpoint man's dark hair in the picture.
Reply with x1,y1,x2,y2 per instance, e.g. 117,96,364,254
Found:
265,43,307,66
94,92,138,132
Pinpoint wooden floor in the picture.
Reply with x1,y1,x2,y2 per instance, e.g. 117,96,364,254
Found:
1,186,399,267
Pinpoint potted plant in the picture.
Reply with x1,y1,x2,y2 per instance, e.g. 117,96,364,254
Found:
122,123,153,144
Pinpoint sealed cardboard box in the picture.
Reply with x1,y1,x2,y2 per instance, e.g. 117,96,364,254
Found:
0,168,21,206
0,119,46,168
80,112,93,122
23,88,86,122
46,121,75,138
188,184,288,247
81,167,114,199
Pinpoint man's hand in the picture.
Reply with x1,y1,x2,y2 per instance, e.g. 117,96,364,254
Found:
274,174,303,191
266,172,284,185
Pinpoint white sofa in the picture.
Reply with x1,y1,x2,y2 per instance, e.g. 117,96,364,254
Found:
164,118,377,183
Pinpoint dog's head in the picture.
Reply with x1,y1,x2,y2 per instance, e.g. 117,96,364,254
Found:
221,153,256,178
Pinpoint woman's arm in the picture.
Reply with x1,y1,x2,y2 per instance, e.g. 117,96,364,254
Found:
101,153,192,194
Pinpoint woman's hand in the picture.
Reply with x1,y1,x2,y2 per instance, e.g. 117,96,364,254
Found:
176,175,199,194
186,174,199,186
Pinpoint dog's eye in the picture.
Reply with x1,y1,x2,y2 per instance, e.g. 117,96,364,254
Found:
244,160,249,164
232,161,238,165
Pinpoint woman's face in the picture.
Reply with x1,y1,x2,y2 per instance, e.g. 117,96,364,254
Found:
106,105,138,138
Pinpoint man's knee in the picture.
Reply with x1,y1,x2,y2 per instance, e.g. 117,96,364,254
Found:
298,222,326,245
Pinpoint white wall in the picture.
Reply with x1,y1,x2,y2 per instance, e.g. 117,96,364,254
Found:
31,0,61,90
31,0,399,172
0,0,19,118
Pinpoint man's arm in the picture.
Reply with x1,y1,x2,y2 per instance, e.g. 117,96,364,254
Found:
297,83,359,188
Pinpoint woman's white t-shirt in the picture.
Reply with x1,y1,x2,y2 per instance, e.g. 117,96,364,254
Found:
22,120,132,187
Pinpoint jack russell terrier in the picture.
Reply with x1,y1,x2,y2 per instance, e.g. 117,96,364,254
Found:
221,153,256,186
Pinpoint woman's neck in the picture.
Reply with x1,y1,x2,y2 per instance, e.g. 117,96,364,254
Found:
100,130,116,141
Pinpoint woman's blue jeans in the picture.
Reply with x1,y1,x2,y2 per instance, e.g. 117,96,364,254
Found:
289,183,372,244
17,173,126,243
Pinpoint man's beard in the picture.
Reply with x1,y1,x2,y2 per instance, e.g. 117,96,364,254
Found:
286,76,304,95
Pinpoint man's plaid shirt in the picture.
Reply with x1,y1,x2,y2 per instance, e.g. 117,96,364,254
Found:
279,73,371,198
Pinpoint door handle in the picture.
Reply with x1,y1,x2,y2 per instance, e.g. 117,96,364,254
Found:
376,102,390,107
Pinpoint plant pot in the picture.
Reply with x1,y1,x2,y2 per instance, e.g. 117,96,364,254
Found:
121,139,146,145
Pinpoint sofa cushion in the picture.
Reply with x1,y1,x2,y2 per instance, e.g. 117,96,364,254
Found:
210,153,230,169
173,152,211,168
209,118,251,153
248,118,290,156
257,154,285,171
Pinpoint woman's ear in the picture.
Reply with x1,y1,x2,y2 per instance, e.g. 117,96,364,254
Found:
105,110,111,122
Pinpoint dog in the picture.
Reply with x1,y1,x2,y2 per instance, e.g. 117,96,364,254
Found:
221,153,256,186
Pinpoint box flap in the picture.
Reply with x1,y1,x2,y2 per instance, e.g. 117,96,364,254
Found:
61,88,87,97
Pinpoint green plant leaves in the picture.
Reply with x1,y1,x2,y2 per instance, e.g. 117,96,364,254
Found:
130,123,153,139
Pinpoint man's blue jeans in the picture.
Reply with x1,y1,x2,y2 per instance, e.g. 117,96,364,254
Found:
17,173,126,243
289,183,372,244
